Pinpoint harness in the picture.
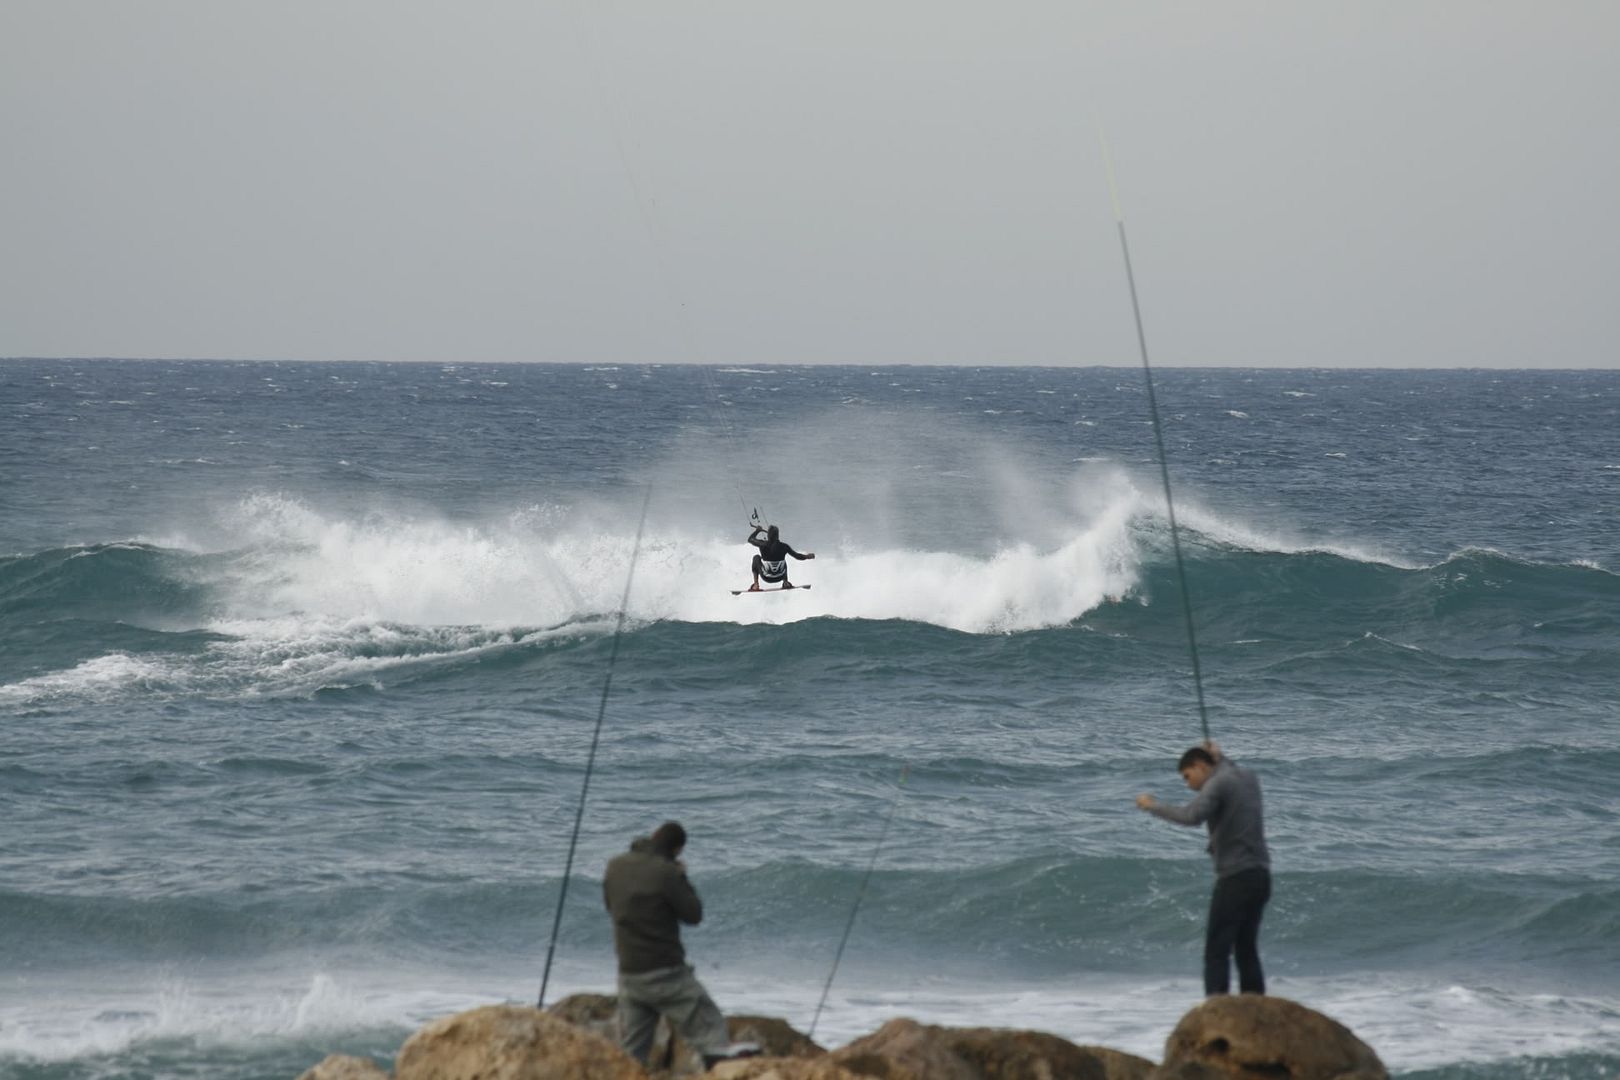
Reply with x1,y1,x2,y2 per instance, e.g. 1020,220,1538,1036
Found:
760,559,788,580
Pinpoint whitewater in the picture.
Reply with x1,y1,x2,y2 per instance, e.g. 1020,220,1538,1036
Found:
2,360,1617,1080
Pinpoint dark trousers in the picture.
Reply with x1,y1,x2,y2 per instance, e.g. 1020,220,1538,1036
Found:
1205,867,1270,995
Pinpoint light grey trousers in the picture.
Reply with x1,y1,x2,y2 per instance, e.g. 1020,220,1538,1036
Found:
615,963,729,1063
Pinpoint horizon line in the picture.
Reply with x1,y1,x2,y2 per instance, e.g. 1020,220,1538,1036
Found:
4,356,1618,373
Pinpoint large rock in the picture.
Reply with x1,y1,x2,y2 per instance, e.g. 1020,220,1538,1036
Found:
547,992,619,1043
1075,1046,1156,1080
830,1018,1119,1080
395,1003,647,1080
830,1018,979,1080
296,1054,391,1080
544,994,823,1076
727,1015,825,1059
709,1061,867,1080
660,1013,825,1075
945,1027,1110,1080
1152,996,1386,1080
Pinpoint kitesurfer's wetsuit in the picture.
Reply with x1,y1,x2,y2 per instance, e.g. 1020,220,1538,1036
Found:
748,528,810,584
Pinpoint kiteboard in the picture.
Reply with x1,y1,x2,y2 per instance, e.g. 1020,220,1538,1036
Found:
730,584,812,595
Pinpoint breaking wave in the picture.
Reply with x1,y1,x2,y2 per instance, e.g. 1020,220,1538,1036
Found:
2,490,1612,701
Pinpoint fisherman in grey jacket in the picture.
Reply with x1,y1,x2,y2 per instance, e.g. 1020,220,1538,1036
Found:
1136,742,1272,995
602,821,755,1068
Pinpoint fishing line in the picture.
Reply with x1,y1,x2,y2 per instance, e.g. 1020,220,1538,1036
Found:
537,483,654,1009
807,764,910,1041
564,3,762,528
1098,130,1212,743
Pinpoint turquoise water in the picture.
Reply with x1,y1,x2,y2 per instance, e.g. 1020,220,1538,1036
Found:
1,360,1617,1078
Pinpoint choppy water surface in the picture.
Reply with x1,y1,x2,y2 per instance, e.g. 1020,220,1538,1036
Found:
2,360,1617,1079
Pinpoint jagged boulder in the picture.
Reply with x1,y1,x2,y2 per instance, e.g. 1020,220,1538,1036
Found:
829,1017,1119,1080
1152,996,1386,1080
727,1015,825,1059
657,1012,825,1075
830,1018,979,1080
395,1003,647,1080
1076,1045,1156,1080
945,1026,1110,1080
544,994,823,1076
709,1061,868,1080
547,992,619,1042
296,1054,391,1080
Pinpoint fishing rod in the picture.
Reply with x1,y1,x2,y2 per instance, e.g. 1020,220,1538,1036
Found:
537,483,654,1009
1098,131,1212,743
807,764,910,1041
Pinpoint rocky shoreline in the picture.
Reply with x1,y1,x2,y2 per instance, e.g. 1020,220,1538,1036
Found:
296,992,1388,1080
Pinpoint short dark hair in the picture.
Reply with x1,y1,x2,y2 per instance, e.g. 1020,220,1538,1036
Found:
1178,746,1215,771
767,524,779,541
650,820,687,855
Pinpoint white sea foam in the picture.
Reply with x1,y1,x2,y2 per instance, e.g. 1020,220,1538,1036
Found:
204,486,1146,637
24,434,1435,698
0,653,182,705
0,970,482,1063
1,967,1615,1073
91,455,1417,664
198,618,602,697
1315,980,1620,1072
219,493,592,628
1168,502,1414,569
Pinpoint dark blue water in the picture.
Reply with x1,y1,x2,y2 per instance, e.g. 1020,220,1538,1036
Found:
2,360,1617,1078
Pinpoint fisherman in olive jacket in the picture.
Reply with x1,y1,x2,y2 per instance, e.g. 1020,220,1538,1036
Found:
602,821,753,1068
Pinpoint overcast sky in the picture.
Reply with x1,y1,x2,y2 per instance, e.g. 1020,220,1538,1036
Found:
2,2,1616,368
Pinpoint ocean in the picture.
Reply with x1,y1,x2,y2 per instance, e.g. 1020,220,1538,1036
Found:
1,359,1616,1079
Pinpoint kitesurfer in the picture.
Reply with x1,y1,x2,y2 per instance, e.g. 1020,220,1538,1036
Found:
1135,742,1272,996
602,822,757,1068
746,523,814,591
